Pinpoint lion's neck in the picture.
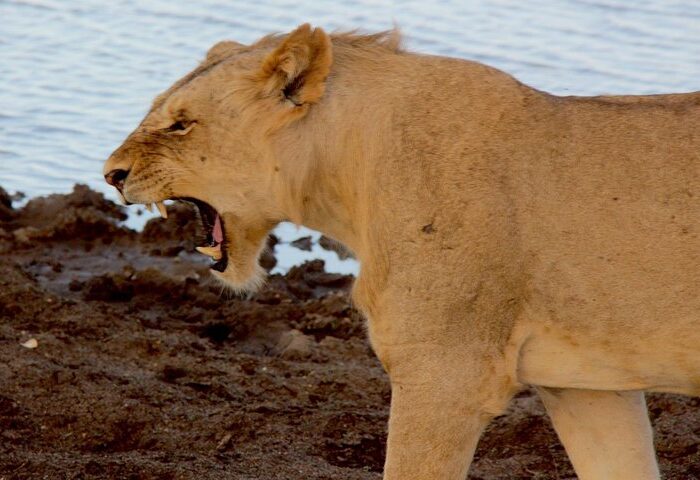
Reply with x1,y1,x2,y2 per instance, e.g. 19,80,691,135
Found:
270,108,388,264
286,157,370,260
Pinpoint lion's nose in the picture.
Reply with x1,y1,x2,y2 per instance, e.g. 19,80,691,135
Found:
104,168,130,190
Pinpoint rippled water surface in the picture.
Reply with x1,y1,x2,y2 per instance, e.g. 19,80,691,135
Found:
2,0,699,270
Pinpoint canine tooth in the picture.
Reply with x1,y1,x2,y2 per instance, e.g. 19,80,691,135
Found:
145,203,153,213
196,246,223,260
116,191,126,205
156,202,168,219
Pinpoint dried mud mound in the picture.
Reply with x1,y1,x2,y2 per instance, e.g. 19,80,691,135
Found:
2,184,132,245
0,185,698,479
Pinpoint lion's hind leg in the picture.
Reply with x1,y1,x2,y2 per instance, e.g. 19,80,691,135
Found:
537,387,660,480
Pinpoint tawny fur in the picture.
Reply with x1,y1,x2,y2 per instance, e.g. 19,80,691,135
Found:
105,24,699,479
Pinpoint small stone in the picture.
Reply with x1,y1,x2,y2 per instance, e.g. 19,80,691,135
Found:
20,338,38,349
216,432,232,451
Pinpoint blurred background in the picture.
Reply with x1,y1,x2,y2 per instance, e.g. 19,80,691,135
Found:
2,0,699,270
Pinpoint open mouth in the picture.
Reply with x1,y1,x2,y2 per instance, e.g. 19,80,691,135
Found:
134,197,229,271
183,198,228,272
153,197,228,272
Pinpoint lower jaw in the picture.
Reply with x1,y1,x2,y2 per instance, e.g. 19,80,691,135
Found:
179,197,229,271
210,258,266,293
211,257,227,272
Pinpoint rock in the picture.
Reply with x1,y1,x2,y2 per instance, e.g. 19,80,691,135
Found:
13,226,40,244
290,235,313,251
259,247,277,272
319,235,354,260
20,338,38,349
0,186,13,210
275,329,313,360
82,274,134,302
259,234,279,271
0,186,14,222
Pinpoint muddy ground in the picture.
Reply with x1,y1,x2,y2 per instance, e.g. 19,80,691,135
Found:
0,185,697,479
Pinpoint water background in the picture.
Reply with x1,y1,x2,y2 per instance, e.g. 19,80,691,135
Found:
2,0,699,272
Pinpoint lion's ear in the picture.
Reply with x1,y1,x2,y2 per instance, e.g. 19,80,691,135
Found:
258,24,332,107
206,40,244,62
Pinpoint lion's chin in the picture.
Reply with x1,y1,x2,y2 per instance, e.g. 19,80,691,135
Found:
211,261,267,293
208,221,271,294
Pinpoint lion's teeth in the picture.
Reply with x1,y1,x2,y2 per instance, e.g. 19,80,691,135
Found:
156,201,168,219
116,191,126,205
196,246,222,260
145,203,153,213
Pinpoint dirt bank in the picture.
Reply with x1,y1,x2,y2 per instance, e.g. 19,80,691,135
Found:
0,185,697,479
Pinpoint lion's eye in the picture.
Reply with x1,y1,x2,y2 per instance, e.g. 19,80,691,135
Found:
164,120,195,135
167,120,187,132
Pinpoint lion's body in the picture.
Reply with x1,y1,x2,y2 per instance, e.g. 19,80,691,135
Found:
291,47,700,394
105,27,699,479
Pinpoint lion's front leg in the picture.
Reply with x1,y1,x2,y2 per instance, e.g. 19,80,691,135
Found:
383,375,496,479
537,387,660,480
376,342,516,480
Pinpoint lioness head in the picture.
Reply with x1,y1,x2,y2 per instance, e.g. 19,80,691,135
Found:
103,24,333,289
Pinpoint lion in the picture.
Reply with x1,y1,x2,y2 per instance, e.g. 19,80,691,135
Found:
103,24,699,479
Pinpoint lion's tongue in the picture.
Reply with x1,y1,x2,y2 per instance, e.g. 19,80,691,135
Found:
194,213,225,262
213,214,224,244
